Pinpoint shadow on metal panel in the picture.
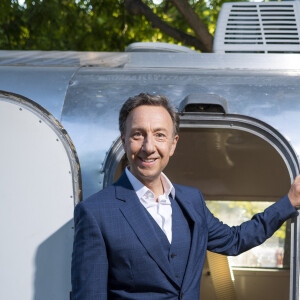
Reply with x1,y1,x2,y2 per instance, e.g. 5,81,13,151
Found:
34,219,73,300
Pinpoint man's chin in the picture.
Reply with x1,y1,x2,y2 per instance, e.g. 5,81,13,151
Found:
136,172,160,184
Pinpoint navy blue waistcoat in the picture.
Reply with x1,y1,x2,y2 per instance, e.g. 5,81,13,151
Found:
144,197,192,287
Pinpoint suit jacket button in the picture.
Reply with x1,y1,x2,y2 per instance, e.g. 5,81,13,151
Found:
171,253,176,258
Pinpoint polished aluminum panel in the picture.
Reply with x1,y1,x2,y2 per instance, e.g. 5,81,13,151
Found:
0,66,77,120
60,65,300,199
0,50,299,199
126,53,300,70
1,50,299,70
0,50,129,67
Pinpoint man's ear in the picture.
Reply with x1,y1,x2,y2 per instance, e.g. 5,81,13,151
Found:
121,134,126,151
170,134,179,157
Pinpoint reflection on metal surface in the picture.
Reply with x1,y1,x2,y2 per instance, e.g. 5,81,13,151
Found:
1,51,300,199
0,66,76,120
0,50,129,67
126,53,300,70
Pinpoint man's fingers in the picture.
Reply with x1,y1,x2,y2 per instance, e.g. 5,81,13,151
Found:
288,174,300,207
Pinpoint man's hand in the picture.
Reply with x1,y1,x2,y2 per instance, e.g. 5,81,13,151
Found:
288,175,300,208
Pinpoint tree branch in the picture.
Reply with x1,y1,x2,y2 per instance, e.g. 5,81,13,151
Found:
170,0,213,52
124,0,208,52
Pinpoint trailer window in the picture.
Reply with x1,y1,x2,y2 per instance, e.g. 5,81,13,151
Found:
206,200,290,269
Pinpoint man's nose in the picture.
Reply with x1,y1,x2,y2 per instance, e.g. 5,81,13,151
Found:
142,135,155,153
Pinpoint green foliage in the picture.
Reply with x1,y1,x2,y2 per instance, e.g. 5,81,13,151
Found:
0,0,250,51
206,200,287,242
0,0,26,49
0,0,169,50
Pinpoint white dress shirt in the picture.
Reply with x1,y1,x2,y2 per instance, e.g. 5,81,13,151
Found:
125,167,175,243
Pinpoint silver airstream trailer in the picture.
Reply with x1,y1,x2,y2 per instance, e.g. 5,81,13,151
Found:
0,1,300,299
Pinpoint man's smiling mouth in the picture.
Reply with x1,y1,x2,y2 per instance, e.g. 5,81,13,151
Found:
139,158,157,163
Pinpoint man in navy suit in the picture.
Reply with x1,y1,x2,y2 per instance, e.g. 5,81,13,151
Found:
72,93,300,299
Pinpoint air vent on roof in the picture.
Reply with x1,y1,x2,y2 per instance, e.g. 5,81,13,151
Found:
125,42,196,53
213,1,300,53
179,94,228,114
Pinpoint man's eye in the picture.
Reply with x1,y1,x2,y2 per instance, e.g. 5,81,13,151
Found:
133,132,142,138
156,133,165,139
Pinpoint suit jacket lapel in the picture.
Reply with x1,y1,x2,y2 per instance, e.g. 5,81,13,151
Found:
114,172,179,288
174,184,204,289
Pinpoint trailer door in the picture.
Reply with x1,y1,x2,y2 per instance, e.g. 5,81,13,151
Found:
0,91,81,300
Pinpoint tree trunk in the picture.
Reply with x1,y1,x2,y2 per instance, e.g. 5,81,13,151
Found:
170,0,213,52
124,0,209,52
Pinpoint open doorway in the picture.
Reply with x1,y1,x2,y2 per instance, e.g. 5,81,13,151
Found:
166,126,291,300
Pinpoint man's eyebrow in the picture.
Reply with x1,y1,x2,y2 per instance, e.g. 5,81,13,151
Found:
130,127,168,132
153,128,168,132
130,127,144,132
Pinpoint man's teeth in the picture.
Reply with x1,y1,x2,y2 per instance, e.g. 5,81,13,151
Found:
142,159,155,162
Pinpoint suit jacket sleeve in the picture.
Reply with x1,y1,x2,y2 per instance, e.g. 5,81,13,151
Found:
71,202,108,300
203,193,298,255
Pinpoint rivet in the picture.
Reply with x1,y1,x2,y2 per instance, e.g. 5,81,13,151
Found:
19,108,22,111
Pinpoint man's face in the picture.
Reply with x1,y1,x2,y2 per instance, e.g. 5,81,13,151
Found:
121,105,178,187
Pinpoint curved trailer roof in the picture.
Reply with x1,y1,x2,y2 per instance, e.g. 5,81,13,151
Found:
0,50,300,198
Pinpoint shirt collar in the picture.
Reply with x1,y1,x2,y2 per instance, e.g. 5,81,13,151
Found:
125,167,175,202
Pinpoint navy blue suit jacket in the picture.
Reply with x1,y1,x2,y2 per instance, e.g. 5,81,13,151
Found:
71,172,297,300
